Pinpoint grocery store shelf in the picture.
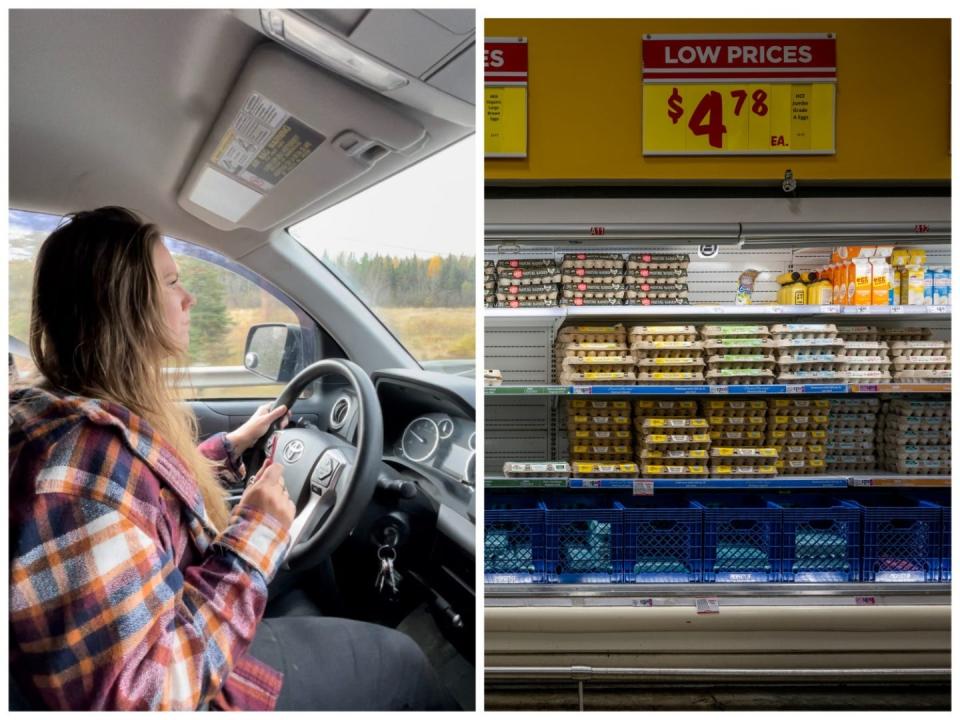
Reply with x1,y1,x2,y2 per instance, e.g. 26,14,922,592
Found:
485,305,951,320
485,383,950,396
485,474,950,489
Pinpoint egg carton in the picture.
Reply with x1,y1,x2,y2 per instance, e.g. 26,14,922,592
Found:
711,465,779,476
703,399,769,415
639,448,710,461
710,447,779,460
768,413,830,427
774,341,847,356
497,288,557,305
701,325,771,338
623,267,687,281
642,465,709,478
828,426,878,439
770,324,839,339
706,358,778,372
883,416,951,433
885,400,950,417
566,407,632,421
560,371,638,385
561,269,626,285
881,446,951,462
703,338,777,355
496,271,561,286
569,398,632,412
767,429,828,446
561,253,625,270
892,369,951,382
568,414,633,428
830,398,881,411
573,462,639,478
706,368,776,384
639,417,709,431
633,400,699,417
503,462,571,478
484,369,503,386
777,371,849,381
767,399,831,414
626,253,690,270
642,433,712,450
843,370,893,381
828,462,877,473
624,285,690,301
836,326,880,342
629,326,699,342
776,354,847,368
561,284,627,301
499,298,559,309
880,328,932,342
826,453,876,464
625,297,691,306
709,431,767,447
560,357,636,373
557,324,628,344
557,343,631,360
496,259,558,271
829,413,878,428
635,358,707,372
842,341,890,355
881,430,949,447
841,355,891,365
708,415,766,428
892,356,951,370
635,371,706,384
776,458,828,475
781,444,827,457
884,459,951,475
570,446,634,461
631,346,704,362
569,430,634,445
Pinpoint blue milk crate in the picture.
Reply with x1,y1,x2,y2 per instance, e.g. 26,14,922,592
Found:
774,494,860,583
695,496,780,583
619,496,702,583
849,496,942,583
485,497,546,584
544,496,623,583
941,507,951,582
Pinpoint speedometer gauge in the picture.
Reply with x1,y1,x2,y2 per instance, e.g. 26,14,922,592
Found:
437,418,454,439
401,417,440,462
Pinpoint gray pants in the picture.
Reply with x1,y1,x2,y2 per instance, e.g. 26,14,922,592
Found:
248,617,458,710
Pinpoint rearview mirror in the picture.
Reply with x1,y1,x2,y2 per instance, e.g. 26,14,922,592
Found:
243,323,303,383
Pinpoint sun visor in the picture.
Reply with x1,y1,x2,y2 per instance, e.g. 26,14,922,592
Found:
178,43,427,231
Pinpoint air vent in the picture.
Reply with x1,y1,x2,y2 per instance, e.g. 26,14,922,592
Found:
329,396,352,430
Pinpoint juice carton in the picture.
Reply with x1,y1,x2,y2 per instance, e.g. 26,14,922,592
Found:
934,267,951,306
870,258,893,305
902,265,926,305
852,258,873,305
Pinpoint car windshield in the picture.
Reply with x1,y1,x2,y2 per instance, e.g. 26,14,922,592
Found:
289,136,475,376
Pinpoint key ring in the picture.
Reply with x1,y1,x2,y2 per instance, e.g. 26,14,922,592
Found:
377,545,397,563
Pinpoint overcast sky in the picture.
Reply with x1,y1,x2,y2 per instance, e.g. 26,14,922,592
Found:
290,134,475,258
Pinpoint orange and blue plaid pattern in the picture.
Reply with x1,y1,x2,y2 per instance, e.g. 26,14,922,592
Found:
9,387,290,710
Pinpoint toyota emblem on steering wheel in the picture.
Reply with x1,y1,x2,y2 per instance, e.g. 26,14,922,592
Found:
282,439,305,463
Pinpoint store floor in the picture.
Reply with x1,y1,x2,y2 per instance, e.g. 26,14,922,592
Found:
484,682,950,711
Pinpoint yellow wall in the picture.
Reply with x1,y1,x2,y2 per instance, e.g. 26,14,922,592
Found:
484,19,950,182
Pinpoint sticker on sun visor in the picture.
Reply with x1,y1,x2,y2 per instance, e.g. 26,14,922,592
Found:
211,93,325,192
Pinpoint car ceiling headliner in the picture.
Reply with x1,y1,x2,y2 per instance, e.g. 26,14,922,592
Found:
9,9,474,261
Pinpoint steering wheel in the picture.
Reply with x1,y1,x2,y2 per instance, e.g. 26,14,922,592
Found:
245,359,383,570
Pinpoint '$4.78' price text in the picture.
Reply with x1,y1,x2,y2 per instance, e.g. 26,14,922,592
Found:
667,87,769,149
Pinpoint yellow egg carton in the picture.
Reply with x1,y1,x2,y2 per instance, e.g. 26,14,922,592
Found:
708,415,766,427
703,399,769,415
776,457,828,475
568,398,631,412
710,430,766,447
768,414,830,428
767,429,828,445
639,417,709,430
643,433,711,451
711,465,779,476
768,398,831,412
701,325,771,338
561,253,625,270
569,429,633,445
710,447,780,459
568,414,633,428
560,371,638,385
706,368,776,385
556,342,630,359
635,371,706,384
781,444,827,456
557,324,628,344
633,399,698,417
629,325,699,342
572,462,639,478
642,464,709,478
635,357,706,371
503,462,571,478
639,448,709,461
571,445,634,461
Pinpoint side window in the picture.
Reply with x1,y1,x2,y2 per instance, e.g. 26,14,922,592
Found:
8,209,318,399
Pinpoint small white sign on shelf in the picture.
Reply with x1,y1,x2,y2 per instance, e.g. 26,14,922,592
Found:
695,597,720,614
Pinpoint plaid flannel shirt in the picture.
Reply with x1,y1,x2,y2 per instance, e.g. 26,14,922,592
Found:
9,386,290,710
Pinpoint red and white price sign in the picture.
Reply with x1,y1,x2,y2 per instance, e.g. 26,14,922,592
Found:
642,34,837,155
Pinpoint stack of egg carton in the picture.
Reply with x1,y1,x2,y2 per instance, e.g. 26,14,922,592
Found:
629,325,705,385
878,399,951,475
560,253,626,307
772,324,846,383
702,325,776,386
633,400,710,478
624,253,690,306
766,398,830,475
836,326,891,382
826,398,880,473
484,260,496,307
555,324,636,385
702,399,777,477
701,325,775,385
890,339,951,384
566,398,635,474
502,461,571,479
495,258,560,308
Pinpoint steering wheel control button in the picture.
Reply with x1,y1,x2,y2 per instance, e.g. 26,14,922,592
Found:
282,439,305,464
310,449,348,493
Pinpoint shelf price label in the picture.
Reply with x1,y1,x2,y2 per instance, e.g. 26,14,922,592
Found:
642,34,836,156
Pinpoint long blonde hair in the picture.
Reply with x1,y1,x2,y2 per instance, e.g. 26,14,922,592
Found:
26,206,229,530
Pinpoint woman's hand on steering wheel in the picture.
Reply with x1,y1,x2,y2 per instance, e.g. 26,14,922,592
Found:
237,461,296,529
227,403,292,454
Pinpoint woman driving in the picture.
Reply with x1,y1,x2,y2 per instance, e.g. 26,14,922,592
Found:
9,206,452,710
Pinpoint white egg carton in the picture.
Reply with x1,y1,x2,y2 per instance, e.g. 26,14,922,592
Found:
635,358,706,372
496,287,559,302
826,455,877,467
890,340,950,357
886,400,950,417
499,297,559,309
892,356,951,370
629,325,699,342
557,342,630,359
842,341,890,356
701,325,771,338
892,369,952,382
885,459,951,475
770,324,839,339
843,370,893,381
829,413,878,428
830,398,881,412
826,440,875,451
706,368,776,385
881,446,951,462
624,285,690,301
561,253,624,270
881,430,949,446
558,324,628,344
626,253,690,270
880,328,932,341
707,357,777,371
560,285,627,301
836,326,880,342
777,371,849,382
631,344,703,362
776,355,845,366
623,268,687,282
561,268,625,284
568,398,632,412
503,462,571,478
774,339,847,353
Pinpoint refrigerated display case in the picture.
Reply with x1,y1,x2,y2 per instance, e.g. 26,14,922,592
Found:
482,198,951,710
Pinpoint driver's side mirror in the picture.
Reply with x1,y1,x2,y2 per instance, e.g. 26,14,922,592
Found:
243,323,303,383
